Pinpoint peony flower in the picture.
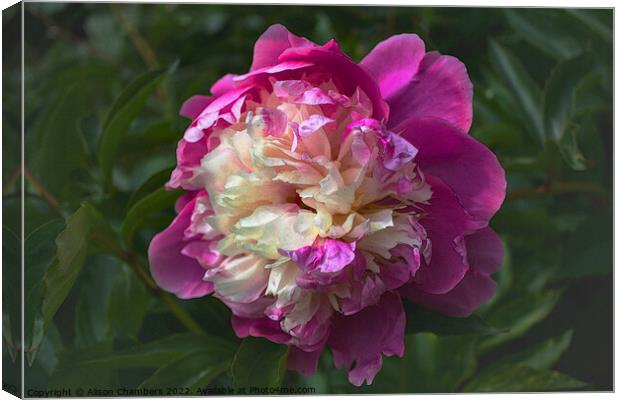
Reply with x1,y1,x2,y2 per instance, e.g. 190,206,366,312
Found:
148,25,506,386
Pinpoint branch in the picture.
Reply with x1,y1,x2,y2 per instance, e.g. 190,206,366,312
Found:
3,166,20,194
23,167,60,210
110,4,158,69
507,180,609,203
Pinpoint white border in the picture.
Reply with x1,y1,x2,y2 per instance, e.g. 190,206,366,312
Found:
0,1,615,400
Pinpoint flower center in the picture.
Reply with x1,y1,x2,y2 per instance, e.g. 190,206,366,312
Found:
189,81,433,343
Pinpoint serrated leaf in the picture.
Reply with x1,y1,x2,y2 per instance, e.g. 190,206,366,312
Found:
464,363,588,392
120,187,180,247
78,333,236,369
405,305,500,336
98,65,174,189
231,337,289,390
479,291,561,352
489,40,544,143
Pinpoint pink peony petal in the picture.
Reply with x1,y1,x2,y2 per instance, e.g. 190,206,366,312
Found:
288,346,323,376
387,52,473,132
179,95,212,120
328,292,405,386
147,198,214,299
412,175,478,294
298,115,334,138
360,34,426,101
400,269,496,318
210,73,236,96
399,117,506,224
466,227,504,275
250,24,316,71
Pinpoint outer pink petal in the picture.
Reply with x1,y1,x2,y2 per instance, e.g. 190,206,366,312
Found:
250,24,316,71
401,227,503,317
210,74,236,96
179,95,212,120
328,292,405,386
147,199,213,299
466,227,504,275
288,346,323,376
231,315,291,343
399,117,506,223
403,269,496,317
360,34,426,101
387,52,473,132
413,176,476,294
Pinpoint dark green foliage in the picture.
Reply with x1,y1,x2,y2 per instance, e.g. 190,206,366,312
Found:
6,4,611,394
231,338,289,390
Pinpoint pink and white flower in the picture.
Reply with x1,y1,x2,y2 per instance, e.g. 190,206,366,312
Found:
148,25,506,386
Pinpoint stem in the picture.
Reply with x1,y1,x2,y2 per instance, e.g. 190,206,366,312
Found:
110,4,172,116
110,4,158,69
506,180,608,203
3,166,20,193
95,233,206,336
23,167,60,210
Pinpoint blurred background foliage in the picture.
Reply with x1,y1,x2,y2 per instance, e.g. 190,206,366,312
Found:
2,4,612,394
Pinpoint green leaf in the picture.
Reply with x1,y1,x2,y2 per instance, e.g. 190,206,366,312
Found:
3,226,21,362
479,291,561,352
492,330,573,370
121,120,179,161
41,203,114,326
24,220,65,365
74,257,118,348
108,264,152,340
565,9,612,44
403,334,477,392
120,187,181,247
48,342,118,392
557,124,587,170
98,65,174,189
557,239,612,280
78,333,236,369
138,351,231,391
542,53,598,169
503,9,583,60
489,40,544,143
231,337,289,390
405,305,500,336
126,166,174,210
33,84,90,201
464,363,588,392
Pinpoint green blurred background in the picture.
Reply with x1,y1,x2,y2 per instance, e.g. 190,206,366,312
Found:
2,4,612,394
